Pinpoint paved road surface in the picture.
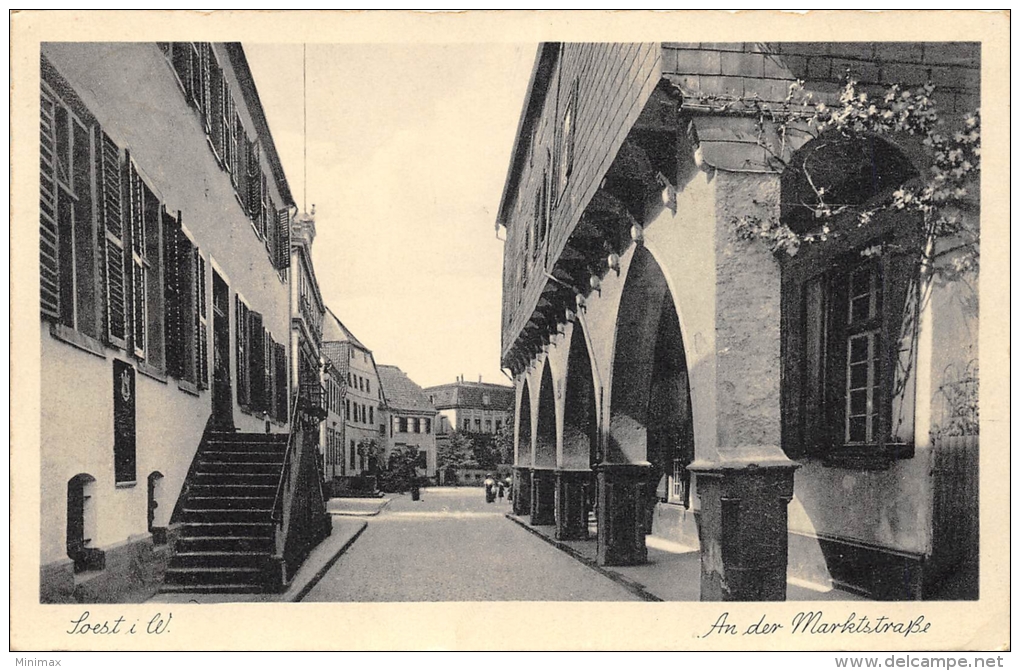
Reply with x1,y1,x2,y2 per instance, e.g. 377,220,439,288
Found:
302,486,639,602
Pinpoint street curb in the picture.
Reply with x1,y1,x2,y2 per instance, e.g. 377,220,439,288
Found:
288,521,368,602
503,513,663,602
327,497,392,517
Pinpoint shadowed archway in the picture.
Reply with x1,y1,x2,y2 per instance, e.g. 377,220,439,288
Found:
557,321,600,540
598,244,695,565
531,361,558,525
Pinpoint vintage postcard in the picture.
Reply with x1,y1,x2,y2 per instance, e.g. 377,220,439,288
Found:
9,10,1010,652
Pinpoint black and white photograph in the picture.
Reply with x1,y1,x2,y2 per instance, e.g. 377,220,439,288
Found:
10,10,1009,655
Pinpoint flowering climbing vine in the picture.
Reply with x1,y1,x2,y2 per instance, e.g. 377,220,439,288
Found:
729,77,980,277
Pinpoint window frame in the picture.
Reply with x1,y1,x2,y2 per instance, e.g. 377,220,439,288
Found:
781,213,921,469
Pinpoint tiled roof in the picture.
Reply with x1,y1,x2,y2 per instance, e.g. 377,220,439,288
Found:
424,381,515,411
322,308,367,350
378,365,436,413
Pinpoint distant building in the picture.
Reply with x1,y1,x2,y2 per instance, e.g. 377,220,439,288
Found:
378,366,439,481
321,310,384,478
426,376,515,437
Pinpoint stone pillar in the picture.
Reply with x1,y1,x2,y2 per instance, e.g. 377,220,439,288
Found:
555,469,591,540
689,455,798,601
512,466,531,516
529,468,556,526
595,463,651,566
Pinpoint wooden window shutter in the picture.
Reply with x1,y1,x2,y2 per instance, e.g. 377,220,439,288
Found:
195,251,209,389
266,195,277,265
162,209,184,379
96,127,127,348
208,50,224,161
200,43,213,133
263,328,272,415
247,140,262,226
235,296,249,407
275,207,291,270
40,86,60,319
274,340,288,422
143,184,165,369
175,229,196,383
171,43,192,99
249,311,265,412
126,158,147,358
188,43,202,110
233,113,245,195
261,174,270,243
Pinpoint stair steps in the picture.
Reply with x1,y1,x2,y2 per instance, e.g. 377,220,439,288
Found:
160,431,288,595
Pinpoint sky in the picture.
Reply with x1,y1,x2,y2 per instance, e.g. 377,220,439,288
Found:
244,43,536,389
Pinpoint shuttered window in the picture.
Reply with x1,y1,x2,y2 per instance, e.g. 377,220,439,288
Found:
161,211,197,384
235,296,250,407
247,139,262,232
249,310,265,411
274,340,288,422
195,252,209,388
96,129,127,348
275,207,291,270
39,86,60,319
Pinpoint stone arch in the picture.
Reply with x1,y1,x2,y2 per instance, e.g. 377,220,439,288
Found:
534,361,557,468
515,380,533,467
607,244,695,475
562,321,599,470
781,131,920,233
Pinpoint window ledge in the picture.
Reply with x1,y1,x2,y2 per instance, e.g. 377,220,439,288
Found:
177,379,200,397
115,480,137,489
821,443,914,471
49,323,106,359
136,360,168,384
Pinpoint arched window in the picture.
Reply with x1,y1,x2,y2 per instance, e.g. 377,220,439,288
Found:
147,471,166,544
781,133,921,467
67,474,103,572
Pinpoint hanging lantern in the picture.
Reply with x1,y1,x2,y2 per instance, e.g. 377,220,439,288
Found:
607,252,621,275
589,274,601,293
565,307,576,323
631,223,644,244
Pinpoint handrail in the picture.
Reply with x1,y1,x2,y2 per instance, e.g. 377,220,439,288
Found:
271,386,303,524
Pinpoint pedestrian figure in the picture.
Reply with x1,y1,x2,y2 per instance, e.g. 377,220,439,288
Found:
483,474,496,504
497,479,505,502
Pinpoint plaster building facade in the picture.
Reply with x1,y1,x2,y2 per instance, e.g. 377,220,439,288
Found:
498,42,979,600
37,43,331,601
321,310,385,478
426,377,515,436
378,365,440,482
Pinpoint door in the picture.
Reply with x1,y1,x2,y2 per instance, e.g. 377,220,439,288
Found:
212,271,233,428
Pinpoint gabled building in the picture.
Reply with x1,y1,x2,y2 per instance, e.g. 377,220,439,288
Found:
38,42,327,602
320,309,384,479
426,377,515,437
497,43,979,600
377,366,439,482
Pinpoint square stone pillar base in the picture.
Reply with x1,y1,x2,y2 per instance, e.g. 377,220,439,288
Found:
689,456,798,601
530,468,556,526
512,466,531,516
555,469,592,540
596,463,651,566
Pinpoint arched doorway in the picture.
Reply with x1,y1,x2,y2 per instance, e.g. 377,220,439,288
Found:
600,245,695,566
531,362,557,525
557,322,599,540
512,381,533,516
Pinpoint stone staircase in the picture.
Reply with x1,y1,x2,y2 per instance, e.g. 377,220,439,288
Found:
161,431,288,594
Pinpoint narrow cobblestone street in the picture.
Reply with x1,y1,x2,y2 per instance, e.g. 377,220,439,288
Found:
301,488,640,602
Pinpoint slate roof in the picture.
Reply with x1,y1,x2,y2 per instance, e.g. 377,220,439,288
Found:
424,381,515,411
378,365,436,414
322,308,367,350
